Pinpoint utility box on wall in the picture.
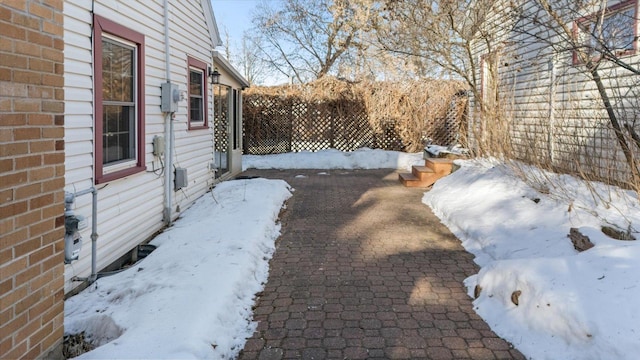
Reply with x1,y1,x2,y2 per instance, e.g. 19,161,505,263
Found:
161,82,180,113
174,167,188,191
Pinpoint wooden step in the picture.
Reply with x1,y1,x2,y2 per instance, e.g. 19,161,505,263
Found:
425,158,454,174
399,171,440,187
412,165,435,181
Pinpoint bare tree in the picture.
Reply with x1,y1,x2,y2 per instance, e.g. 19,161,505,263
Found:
508,0,640,181
251,0,363,83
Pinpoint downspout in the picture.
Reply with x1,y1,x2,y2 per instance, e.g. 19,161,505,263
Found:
162,0,174,225
548,57,556,164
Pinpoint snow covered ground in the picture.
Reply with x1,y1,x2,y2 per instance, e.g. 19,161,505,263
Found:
65,148,640,359
65,179,292,359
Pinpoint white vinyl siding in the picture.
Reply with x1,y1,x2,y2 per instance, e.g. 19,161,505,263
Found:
470,0,640,182
63,0,223,293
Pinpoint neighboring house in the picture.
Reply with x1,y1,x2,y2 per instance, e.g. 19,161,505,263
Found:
63,0,249,293
469,0,640,183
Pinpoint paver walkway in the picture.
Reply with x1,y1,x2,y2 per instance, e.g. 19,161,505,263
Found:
238,169,524,360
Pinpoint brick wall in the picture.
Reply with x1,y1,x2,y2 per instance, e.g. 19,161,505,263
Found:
0,1,66,359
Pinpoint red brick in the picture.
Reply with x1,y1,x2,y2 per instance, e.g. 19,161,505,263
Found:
54,140,64,151
0,141,28,156
13,70,41,84
0,228,28,250
28,113,53,125
44,152,63,165
4,341,28,360
12,11,41,30
43,228,63,247
0,338,11,359
0,189,13,203
29,166,54,182
29,219,55,238
0,113,27,125
29,2,53,20
0,171,28,188
30,193,54,209
41,178,64,193
27,30,53,47
0,54,27,70
15,315,41,340
42,47,62,62
0,258,28,286
13,236,41,259
42,74,62,87
23,344,45,360
29,140,55,153
0,216,14,235
0,128,12,141
41,100,63,113
53,37,63,51
0,248,12,264
15,154,43,170
29,272,50,296
42,20,63,36
0,68,11,81
13,99,41,113
0,23,26,40
41,300,62,327
0,6,11,21
13,127,41,141
15,40,41,57
41,328,64,358
5,0,27,11
15,261,41,284
28,58,54,73
0,158,13,172
15,210,42,230
41,127,63,141
28,85,54,99
54,88,63,100
15,182,41,200
0,278,12,295
43,0,64,11
29,317,53,346
54,115,63,126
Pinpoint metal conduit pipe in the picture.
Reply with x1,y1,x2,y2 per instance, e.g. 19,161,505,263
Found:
70,186,99,284
162,0,174,226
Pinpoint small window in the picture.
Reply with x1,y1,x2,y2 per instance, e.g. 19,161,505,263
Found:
574,0,637,63
187,57,208,129
94,15,146,184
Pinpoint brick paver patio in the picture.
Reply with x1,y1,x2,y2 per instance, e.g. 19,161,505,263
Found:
238,169,524,359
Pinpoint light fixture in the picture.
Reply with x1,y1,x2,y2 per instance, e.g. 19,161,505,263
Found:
209,67,220,85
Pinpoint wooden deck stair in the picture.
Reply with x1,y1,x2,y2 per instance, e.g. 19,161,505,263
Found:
399,158,454,187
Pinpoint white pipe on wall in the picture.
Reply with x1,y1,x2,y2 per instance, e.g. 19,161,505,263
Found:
162,0,174,225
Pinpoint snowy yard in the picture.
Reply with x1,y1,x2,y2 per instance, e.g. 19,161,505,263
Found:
65,148,640,359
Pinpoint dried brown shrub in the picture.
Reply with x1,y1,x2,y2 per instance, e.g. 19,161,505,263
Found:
243,77,468,153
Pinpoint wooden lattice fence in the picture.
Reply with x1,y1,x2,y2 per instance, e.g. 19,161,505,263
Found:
243,78,468,154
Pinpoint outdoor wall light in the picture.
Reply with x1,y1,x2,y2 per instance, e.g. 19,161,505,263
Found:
209,67,220,85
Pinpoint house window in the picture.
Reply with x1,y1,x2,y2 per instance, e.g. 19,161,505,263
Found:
94,15,145,183
188,57,208,129
574,0,637,62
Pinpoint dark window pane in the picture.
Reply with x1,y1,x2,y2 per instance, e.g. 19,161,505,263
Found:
190,70,202,96
103,105,135,165
102,39,134,102
190,97,203,122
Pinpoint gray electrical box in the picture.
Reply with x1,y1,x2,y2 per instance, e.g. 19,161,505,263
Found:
152,135,165,156
161,82,180,113
175,167,188,191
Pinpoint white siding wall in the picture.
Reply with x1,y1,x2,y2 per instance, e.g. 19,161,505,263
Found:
63,0,221,293
470,0,640,182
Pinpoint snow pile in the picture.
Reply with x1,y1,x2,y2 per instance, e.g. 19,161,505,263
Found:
65,179,292,359
423,159,640,359
425,144,468,156
242,147,423,171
